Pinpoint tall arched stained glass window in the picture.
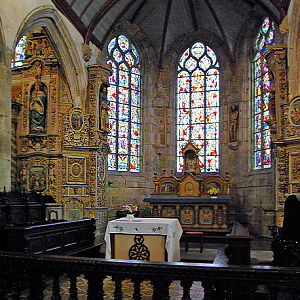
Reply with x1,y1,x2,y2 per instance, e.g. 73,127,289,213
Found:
177,42,219,173
253,17,275,169
107,35,141,172
11,36,26,68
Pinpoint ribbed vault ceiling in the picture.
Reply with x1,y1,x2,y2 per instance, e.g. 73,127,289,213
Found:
51,0,290,64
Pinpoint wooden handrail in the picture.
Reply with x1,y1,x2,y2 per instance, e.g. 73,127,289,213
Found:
1,250,300,299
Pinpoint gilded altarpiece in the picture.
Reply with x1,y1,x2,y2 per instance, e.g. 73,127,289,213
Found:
266,45,300,227
144,142,232,232
12,33,110,236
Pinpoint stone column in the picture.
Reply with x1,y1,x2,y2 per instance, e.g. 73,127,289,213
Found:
0,45,12,191
11,101,22,190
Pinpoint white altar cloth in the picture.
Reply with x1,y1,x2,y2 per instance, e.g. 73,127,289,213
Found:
105,217,183,262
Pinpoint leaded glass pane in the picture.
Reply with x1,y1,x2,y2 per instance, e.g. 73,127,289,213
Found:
109,136,116,153
109,118,117,136
119,87,129,104
191,107,204,123
179,49,190,68
130,156,139,172
130,139,140,155
108,38,116,54
107,35,141,172
108,154,116,170
199,55,211,71
131,73,140,90
191,42,205,58
207,91,219,107
191,69,205,91
131,107,140,123
177,41,219,172
178,124,190,140
206,46,217,65
253,17,274,169
118,35,129,51
191,92,205,108
131,90,140,106
185,57,197,71
118,154,128,171
12,36,26,67
191,124,205,140
178,93,190,109
131,45,139,64
118,104,129,122
131,122,140,139
178,109,190,124
113,48,123,63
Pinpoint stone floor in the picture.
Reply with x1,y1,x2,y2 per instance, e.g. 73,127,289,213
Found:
181,237,273,265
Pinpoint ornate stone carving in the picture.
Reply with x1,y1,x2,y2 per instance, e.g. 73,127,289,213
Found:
63,198,84,220
81,43,92,62
291,153,300,181
66,156,87,185
265,45,288,141
63,109,90,148
96,145,108,206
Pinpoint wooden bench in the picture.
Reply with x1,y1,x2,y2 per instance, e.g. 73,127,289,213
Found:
183,231,204,253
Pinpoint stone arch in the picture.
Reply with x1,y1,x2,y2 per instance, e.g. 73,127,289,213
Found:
12,6,86,108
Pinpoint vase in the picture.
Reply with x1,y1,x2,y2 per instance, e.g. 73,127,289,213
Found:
126,214,135,221
116,210,140,218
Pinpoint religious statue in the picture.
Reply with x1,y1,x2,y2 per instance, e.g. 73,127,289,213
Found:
29,82,47,133
99,83,110,132
185,150,198,174
229,104,239,142
32,60,43,81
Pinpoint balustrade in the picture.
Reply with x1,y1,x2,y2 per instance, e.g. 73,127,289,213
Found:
1,251,300,299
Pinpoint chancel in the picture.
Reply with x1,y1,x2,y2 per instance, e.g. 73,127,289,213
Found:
1,0,300,299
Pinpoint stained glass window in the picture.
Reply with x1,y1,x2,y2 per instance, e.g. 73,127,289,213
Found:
107,35,141,172
253,17,275,169
177,42,219,172
11,36,26,68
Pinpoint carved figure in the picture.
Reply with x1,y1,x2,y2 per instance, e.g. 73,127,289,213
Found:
25,40,33,60
229,104,239,142
49,164,56,186
32,60,42,81
290,98,300,126
99,83,110,131
29,82,47,133
185,150,197,174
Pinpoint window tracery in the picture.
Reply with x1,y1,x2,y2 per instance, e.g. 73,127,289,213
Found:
253,17,275,169
176,42,219,173
107,35,141,172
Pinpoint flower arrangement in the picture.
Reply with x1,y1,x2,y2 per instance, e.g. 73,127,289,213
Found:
207,187,220,196
122,204,138,214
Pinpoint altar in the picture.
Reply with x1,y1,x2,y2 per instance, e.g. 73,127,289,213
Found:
143,142,232,232
105,218,182,262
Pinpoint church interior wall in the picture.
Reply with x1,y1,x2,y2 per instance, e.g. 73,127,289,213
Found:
0,19,12,191
1,1,300,238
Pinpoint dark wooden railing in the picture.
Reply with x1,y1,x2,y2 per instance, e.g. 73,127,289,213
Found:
1,251,300,300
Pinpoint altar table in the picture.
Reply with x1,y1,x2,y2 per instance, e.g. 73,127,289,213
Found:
105,217,182,262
